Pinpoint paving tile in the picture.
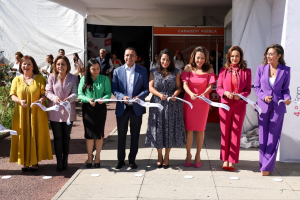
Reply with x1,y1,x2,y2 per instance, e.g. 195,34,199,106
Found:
139,185,218,199
214,175,292,190
142,173,215,187
59,184,141,199
216,186,299,200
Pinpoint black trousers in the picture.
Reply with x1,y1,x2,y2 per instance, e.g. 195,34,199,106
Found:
116,106,142,162
50,121,73,159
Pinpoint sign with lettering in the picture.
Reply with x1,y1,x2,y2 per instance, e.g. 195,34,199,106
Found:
153,27,224,36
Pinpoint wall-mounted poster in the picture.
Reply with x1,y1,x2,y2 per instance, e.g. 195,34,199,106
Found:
87,32,112,58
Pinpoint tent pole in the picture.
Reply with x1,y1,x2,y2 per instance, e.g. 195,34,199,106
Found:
216,38,218,75
84,18,87,66
152,26,154,65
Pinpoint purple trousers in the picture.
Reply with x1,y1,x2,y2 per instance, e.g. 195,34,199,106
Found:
258,106,284,172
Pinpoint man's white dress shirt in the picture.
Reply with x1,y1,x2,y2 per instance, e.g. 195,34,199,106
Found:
125,63,135,105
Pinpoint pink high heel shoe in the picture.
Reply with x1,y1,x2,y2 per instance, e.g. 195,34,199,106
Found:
194,162,201,168
185,154,192,167
194,156,201,168
185,162,191,167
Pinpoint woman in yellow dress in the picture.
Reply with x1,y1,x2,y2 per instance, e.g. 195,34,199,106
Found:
10,55,53,172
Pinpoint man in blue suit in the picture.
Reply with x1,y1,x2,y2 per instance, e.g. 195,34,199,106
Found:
112,47,149,169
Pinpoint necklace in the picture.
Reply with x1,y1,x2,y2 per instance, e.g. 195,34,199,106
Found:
270,66,277,76
22,74,34,99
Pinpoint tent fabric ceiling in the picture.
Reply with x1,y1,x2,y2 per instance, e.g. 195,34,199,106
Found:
78,0,232,9
52,0,231,26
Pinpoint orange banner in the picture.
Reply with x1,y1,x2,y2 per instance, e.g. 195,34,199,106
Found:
154,27,224,36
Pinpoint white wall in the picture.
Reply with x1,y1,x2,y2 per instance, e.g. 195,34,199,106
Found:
279,0,300,162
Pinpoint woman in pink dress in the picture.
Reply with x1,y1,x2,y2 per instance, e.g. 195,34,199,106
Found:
181,46,216,168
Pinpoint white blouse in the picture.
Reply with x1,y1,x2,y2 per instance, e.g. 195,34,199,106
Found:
12,61,21,76
173,56,185,74
269,77,276,87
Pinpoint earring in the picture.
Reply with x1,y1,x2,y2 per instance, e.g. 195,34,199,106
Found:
277,58,279,61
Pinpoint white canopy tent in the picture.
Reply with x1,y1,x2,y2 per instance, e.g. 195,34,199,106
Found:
0,0,85,71
56,0,231,26
1,0,231,70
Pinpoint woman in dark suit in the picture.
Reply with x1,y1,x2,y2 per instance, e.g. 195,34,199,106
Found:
254,44,291,176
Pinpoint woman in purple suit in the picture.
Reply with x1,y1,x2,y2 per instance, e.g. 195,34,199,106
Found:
254,44,291,176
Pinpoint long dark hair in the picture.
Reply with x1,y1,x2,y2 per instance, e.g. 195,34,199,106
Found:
189,46,211,72
157,48,175,77
225,46,247,70
47,54,54,64
73,53,79,62
262,44,286,66
153,54,158,64
82,58,100,94
175,52,186,65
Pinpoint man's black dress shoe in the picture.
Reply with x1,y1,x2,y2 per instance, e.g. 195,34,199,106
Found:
129,161,137,169
115,161,125,169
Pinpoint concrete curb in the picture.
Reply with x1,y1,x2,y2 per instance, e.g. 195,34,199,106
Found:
51,166,84,200
51,126,118,200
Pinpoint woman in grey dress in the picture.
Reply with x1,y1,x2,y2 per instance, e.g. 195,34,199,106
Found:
145,48,186,169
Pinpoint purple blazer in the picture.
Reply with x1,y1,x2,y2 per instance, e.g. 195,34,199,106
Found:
46,73,78,122
254,63,291,114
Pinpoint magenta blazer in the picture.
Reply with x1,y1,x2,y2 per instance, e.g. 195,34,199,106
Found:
216,67,252,106
45,73,78,122
254,64,291,114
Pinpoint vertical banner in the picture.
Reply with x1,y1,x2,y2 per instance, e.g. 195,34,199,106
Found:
87,32,112,58
279,0,300,162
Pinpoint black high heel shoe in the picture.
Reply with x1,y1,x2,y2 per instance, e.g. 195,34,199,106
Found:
30,164,39,172
86,162,92,168
163,157,169,169
57,158,63,172
22,165,29,172
63,155,68,170
157,156,163,168
86,154,93,168
94,163,100,168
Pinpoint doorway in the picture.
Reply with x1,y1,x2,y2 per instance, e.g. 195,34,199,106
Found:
87,25,152,68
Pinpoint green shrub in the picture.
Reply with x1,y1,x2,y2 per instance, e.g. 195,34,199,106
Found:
0,63,15,129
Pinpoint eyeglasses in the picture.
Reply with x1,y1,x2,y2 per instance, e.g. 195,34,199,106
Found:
266,53,277,57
